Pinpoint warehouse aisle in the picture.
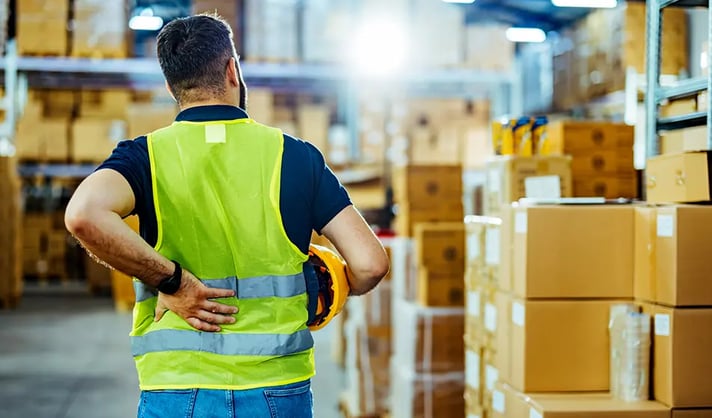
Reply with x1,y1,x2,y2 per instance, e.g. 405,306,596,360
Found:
0,286,344,418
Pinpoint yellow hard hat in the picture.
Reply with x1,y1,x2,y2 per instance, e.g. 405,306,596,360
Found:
306,244,350,331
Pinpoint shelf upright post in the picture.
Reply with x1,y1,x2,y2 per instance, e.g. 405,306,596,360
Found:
645,0,663,161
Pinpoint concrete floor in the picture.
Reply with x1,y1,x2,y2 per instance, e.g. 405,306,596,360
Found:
0,285,345,418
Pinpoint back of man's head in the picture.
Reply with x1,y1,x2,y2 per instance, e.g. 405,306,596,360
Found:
157,14,237,105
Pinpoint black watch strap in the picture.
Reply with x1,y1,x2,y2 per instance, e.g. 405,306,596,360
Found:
157,261,182,295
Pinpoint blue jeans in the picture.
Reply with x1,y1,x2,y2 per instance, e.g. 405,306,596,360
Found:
136,380,313,418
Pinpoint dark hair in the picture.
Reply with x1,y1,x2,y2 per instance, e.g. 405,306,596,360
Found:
156,14,237,104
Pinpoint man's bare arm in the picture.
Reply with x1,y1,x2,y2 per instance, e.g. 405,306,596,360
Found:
321,205,389,295
65,168,237,332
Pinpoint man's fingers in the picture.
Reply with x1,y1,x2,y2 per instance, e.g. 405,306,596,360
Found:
197,310,236,325
203,301,239,315
203,287,236,299
186,317,221,332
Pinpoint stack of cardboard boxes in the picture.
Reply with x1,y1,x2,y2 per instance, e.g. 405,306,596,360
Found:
71,0,128,58
342,262,392,417
546,121,637,199
553,2,687,107
17,0,69,56
0,156,22,308
244,0,299,63
22,212,67,282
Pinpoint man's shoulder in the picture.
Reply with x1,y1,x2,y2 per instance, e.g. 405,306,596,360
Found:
281,133,325,163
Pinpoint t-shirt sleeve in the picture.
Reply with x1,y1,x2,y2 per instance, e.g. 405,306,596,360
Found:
307,142,352,233
96,137,151,217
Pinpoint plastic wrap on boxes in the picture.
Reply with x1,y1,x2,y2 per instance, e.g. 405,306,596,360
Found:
391,365,465,418
609,304,651,402
393,299,465,373
72,0,127,57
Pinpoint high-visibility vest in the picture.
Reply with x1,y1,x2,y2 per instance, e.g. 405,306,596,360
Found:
130,117,314,391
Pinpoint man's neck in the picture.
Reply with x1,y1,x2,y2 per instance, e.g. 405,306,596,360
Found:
179,99,239,111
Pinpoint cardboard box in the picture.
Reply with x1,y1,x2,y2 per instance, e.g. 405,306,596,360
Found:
527,394,670,418
246,89,274,125
507,297,620,392
71,118,126,162
673,410,712,418
410,125,462,165
569,148,635,175
414,222,465,272
71,0,127,58
546,121,635,153
661,127,709,155
484,156,572,216
573,175,638,199
512,205,634,299
655,205,712,306
490,382,529,418
394,203,464,237
297,104,330,154
646,152,712,203
634,206,657,302
392,164,463,208
653,305,712,407
17,18,68,56
15,117,70,162
393,300,465,374
391,366,465,418
79,90,131,119
416,268,464,307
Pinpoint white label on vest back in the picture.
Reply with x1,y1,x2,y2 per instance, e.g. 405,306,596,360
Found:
512,302,525,327
492,390,505,413
655,314,671,336
484,303,497,332
485,365,499,390
515,211,528,234
530,408,543,418
657,214,674,237
467,291,481,318
485,228,500,266
205,124,227,143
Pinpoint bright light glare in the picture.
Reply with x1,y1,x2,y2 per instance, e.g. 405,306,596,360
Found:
506,27,547,43
129,15,164,31
442,0,476,3
551,0,617,8
349,20,408,78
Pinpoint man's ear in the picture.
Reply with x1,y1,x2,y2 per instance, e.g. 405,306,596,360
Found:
226,57,240,88
164,81,177,103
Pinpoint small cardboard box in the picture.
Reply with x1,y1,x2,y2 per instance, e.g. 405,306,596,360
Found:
71,118,126,163
416,268,464,307
414,222,465,272
512,205,634,299
546,120,635,152
507,297,620,392
653,304,712,408
392,164,463,208
569,148,635,176
655,205,712,306
646,151,712,203
573,174,638,199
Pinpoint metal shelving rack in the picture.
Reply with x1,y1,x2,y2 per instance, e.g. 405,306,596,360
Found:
0,53,520,179
645,0,712,160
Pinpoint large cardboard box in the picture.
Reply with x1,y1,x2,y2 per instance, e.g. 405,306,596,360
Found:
394,203,464,237
15,117,70,162
507,297,619,392
527,394,670,418
391,366,465,418
416,268,464,307
484,156,572,216
661,127,708,155
653,305,712,408
646,152,712,203
573,174,638,199
392,164,463,208
655,205,712,306
71,0,128,58
512,205,634,299
673,410,712,417
79,90,131,119
413,222,465,272
71,118,126,162
569,148,635,175
546,120,635,153
634,206,657,302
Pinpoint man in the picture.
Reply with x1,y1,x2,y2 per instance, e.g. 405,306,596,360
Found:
65,14,389,418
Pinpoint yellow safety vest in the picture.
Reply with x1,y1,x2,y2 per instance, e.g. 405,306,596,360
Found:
130,117,314,391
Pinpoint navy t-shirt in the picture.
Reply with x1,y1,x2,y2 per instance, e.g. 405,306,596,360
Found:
98,105,351,254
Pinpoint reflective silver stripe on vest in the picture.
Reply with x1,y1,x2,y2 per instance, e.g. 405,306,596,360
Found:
133,273,306,302
130,328,313,357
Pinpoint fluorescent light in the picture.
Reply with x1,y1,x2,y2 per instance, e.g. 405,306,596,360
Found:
129,15,164,31
551,0,617,8
442,0,476,3
348,19,408,78
506,27,547,43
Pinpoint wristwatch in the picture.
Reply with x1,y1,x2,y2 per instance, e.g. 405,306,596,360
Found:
157,261,182,295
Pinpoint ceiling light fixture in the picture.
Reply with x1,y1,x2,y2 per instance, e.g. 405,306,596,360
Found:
551,0,618,8
506,27,547,43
